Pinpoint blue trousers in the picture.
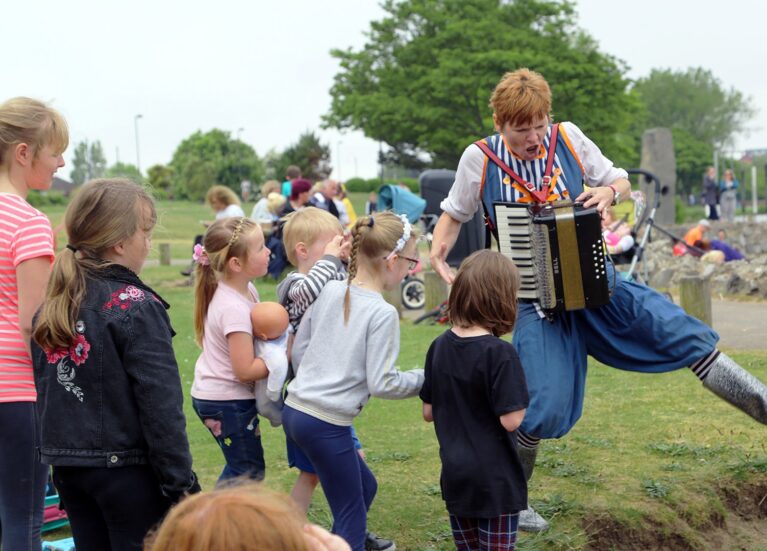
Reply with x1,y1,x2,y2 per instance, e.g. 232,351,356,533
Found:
0,401,47,551
282,406,377,551
192,398,265,483
513,272,719,438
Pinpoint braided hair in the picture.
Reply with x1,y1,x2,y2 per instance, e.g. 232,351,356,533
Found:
343,211,416,323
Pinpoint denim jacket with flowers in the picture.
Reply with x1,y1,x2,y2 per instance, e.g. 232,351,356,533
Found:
31,264,197,499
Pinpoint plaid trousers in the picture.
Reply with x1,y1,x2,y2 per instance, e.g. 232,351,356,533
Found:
449,512,519,551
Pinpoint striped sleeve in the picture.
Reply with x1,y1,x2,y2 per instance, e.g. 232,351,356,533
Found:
286,257,345,331
13,213,54,266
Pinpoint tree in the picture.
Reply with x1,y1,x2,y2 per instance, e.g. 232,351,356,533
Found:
632,68,756,151
670,128,713,199
105,162,144,183
70,140,107,185
168,130,264,200
323,0,640,169
146,164,175,198
276,131,332,182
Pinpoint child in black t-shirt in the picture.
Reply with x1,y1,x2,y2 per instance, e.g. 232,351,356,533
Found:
420,250,529,551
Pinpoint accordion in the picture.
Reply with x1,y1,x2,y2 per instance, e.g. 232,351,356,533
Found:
493,201,610,312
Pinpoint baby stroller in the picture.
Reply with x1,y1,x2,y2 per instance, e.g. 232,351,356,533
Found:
377,184,429,309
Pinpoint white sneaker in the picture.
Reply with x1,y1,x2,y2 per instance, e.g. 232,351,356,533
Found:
518,506,549,532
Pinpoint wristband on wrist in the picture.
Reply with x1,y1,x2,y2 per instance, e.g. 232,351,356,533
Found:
608,184,620,205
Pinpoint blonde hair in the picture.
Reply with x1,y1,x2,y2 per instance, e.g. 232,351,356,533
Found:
266,192,286,215
193,217,261,345
144,484,310,551
344,211,417,323
33,179,156,350
0,97,69,166
281,208,343,266
448,250,520,337
490,68,552,129
205,185,240,208
260,180,281,197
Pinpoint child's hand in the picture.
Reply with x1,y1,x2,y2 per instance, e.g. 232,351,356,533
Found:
324,234,351,260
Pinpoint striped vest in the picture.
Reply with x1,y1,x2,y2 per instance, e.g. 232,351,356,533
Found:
479,124,586,228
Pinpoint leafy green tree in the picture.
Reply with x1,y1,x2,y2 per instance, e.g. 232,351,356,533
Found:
632,68,756,150
277,131,332,182
146,164,175,199
169,130,263,200
105,162,144,183
671,128,713,199
70,140,107,185
324,0,640,168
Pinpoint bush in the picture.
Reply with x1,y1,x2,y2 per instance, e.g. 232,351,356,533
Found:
344,177,420,193
26,190,68,207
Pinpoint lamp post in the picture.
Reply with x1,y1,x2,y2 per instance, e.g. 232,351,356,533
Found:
237,127,244,141
134,114,143,174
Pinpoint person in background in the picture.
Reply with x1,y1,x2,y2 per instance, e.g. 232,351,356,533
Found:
32,179,199,551
337,183,357,229
283,179,313,216
719,169,739,223
282,165,302,198
0,96,67,551
181,185,246,277
240,179,252,203
702,166,719,221
251,180,281,223
364,191,378,215
310,179,341,219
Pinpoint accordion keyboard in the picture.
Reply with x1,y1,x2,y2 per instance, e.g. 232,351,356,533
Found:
494,204,538,300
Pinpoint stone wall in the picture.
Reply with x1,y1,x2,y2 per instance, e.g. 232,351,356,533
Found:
626,220,767,298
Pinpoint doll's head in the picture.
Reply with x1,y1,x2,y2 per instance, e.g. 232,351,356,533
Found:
251,302,289,341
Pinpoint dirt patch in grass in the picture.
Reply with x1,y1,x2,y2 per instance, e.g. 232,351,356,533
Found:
581,479,767,550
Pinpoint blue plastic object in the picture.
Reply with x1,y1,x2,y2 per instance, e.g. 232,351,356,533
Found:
377,184,426,224
42,537,75,551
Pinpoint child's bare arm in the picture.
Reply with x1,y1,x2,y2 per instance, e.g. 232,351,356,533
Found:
228,332,269,382
422,402,433,422
499,409,526,433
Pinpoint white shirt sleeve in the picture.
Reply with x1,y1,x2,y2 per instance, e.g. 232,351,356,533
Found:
561,122,628,187
439,144,485,223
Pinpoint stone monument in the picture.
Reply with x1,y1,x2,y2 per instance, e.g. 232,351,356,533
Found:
639,128,676,227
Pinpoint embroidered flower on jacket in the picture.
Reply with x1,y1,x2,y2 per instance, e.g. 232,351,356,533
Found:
45,347,69,364
69,334,91,366
104,285,146,310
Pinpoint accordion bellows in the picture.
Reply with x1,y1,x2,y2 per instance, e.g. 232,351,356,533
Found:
494,201,610,312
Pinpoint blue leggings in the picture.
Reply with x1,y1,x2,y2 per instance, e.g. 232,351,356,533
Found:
0,401,47,551
282,406,377,551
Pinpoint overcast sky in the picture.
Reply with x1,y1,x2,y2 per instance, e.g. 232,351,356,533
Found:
2,0,765,182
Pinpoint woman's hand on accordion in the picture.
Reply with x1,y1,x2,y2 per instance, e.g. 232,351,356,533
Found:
576,185,614,215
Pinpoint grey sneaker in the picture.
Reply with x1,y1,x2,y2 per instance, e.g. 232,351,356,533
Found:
365,531,395,551
518,506,549,532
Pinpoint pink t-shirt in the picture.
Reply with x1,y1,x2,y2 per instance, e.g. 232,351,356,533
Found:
191,281,259,401
0,193,54,403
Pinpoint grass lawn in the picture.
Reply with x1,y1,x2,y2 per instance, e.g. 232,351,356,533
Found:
39,199,767,550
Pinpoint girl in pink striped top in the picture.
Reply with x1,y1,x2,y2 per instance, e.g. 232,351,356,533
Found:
0,97,68,550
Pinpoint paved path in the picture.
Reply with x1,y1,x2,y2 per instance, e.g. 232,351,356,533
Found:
711,298,767,351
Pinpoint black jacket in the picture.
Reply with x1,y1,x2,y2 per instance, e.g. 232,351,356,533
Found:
32,264,197,500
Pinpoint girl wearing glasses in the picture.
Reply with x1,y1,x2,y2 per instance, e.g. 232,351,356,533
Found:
282,211,425,550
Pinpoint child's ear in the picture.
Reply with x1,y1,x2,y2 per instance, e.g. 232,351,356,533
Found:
295,242,308,260
227,256,243,273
